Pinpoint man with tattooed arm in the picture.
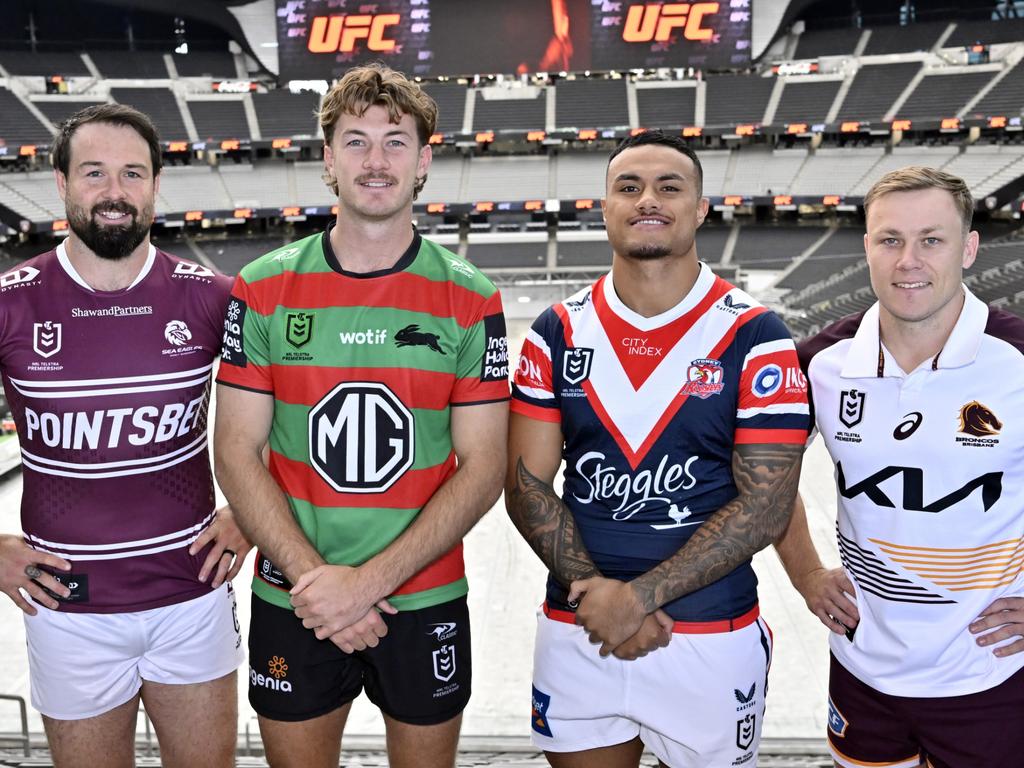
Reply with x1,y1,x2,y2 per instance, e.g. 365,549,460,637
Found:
506,130,810,768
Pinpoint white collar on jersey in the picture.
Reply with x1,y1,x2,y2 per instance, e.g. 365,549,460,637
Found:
841,284,987,378
56,240,156,292
604,261,715,331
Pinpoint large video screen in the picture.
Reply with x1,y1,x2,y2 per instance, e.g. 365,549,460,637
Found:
275,1,752,80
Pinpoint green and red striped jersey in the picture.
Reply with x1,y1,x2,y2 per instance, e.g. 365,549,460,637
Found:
217,225,509,610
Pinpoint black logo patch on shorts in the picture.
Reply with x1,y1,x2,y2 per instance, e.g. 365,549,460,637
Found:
256,553,292,590
46,572,88,603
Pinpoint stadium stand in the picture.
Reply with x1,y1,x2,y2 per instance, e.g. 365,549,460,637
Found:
861,20,947,55
894,70,999,119
695,226,731,264
968,59,1024,117
33,99,107,129
472,88,546,131
200,234,288,275
0,50,90,76
465,238,547,269
0,88,54,145
421,82,467,133
848,145,959,195
555,238,612,267
463,155,549,201
89,50,170,78
704,73,774,125
554,78,628,128
816,227,867,256
728,147,806,196
218,163,289,208
636,85,697,128
293,161,335,207
945,17,1024,47
189,99,249,141
171,50,237,79
836,62,922,121
731,226,825,268
793,26,863,59
552,151,604,200
420,154,466,204
773,80,842,124
156,165,232,212
776,252,864,292
110,87,189,140
251,90,320,139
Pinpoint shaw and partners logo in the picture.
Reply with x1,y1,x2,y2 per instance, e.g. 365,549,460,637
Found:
307,14,401,54
622,2,721,43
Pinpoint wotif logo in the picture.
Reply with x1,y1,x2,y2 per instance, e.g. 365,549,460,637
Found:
339,328,388,345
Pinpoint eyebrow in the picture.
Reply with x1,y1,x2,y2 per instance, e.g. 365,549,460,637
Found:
342,128,413,137
78,161,149,171
876,225,944,236
612,172,687,183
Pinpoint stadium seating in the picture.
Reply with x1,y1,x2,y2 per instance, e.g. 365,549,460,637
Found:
731,226,826,269
189,99,249,141
0,88,54,145
110,87,189,140
554,78,628,128
861,21,947,55
894,70,998,119
774,80,842,124
705,74,774,125
472,88,546,131
422,83,467,133
968,59,1024,118
636,85,697,128
90,50,170,78
0,50,90,76
33,99,107,129
251,90,320,139
836,62,922,122
793,27,863,59
171,50,237,79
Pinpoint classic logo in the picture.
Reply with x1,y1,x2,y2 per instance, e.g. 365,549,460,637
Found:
893,412,923,440
682,358,724,399
33,321,61,358
395,324,445,354
531,686,554,737
736,713,756,750
734,682,756,711
432,644,456,682
286,312,314,348
958,401,1001,437
448,258,475,278
837,462,1002,513
164,320,192,346
752,364,783,398
308,382,414,493
563,348,594,385
827,697,848,737
839,389,865,429
271,247,300,262
427,622,457,642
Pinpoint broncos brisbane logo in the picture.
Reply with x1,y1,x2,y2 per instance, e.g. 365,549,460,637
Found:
959,401,1002,437
394,324,445,355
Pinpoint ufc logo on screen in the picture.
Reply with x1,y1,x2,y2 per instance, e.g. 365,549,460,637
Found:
622,2,720,43
307,14,401,54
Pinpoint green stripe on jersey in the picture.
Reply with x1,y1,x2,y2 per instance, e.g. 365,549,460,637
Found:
253,576,468,612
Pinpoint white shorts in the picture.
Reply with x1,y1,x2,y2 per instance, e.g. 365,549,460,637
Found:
532,605,772,768
25,583,244,720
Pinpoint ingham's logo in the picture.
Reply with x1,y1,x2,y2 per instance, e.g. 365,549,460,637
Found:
839,390,865,429
164,320,192,346
736,713,756,750
563,348,594,385
432,644,456,682
286,312,314,348
394,324,445,355
958,401,1001,437
308,382,414,493
33,321,62,358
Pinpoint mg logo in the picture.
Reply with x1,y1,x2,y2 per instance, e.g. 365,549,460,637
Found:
308,382,414,493
622,2,720,43
307,14,400,53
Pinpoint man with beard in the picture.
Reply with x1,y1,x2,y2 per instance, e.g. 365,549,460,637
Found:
214,64,508,767
0,104,249,767
506,130,808,767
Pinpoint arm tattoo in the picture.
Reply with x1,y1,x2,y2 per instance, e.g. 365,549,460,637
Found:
506,458,599,586
631,442,803,613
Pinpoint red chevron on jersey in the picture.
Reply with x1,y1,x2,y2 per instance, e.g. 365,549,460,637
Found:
555,273,766,470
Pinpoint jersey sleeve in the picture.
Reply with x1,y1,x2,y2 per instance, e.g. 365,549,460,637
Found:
510,309,561,424
452,290,510,406
735,311,810,445
215,273,273,394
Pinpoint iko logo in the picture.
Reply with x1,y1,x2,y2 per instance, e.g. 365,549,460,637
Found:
735,713,756,751
173,261,215,279
250,655,293,693
893,412,923,441
164,320,192,346
33,321,62,358
734,682,756,711
427,622,457,642
307,13,400,54
839,390,865,429
563,348,593,385
432,644,456,682
0,266,40,289
394,324,445,354
751,364,783,398
837,461,1002,513
308,382,414,493
622,2,719,43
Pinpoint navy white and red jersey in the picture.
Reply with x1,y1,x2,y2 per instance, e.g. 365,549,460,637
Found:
799,287,1024,697
0,242,232,613
512,264,809,621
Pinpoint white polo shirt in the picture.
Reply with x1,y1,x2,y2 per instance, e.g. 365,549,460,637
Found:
800,286,1024,697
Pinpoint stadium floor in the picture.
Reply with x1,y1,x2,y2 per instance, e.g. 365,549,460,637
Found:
0,320,843,763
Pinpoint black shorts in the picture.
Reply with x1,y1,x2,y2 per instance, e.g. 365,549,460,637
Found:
827,654,1024,768
248,594,471,725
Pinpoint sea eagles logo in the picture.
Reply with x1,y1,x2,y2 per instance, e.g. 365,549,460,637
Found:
958,401,1001,437
562,348,593,385
839,390,865,429
286,312,314,348
33,321,61,358
164,320,192,346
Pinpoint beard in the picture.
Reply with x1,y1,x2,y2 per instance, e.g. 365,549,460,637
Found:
624,243,673,261
66,198,152,261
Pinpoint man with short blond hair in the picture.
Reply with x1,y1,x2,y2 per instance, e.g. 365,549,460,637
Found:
777,165,1024,768
214,64,509,767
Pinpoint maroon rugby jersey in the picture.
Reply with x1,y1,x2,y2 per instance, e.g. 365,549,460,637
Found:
0,243,232,613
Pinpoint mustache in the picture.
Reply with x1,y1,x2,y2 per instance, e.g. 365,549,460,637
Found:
355,174,398,185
